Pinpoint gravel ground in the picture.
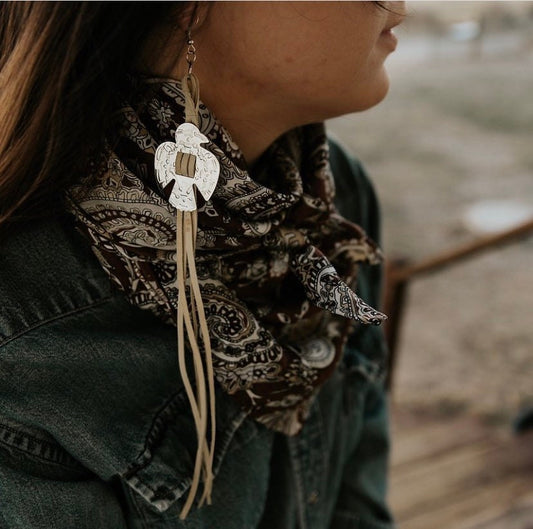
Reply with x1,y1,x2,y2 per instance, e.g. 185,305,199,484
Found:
328,27,533,428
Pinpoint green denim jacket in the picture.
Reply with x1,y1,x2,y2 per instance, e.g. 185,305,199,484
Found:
0,138,396,529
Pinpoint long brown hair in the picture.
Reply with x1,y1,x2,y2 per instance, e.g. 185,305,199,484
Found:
0,2,189,235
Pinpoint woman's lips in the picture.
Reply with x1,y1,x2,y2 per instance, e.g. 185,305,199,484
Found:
379,28,398,51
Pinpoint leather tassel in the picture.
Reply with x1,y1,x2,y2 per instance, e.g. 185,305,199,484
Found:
176,208,216,518
154,72,220,519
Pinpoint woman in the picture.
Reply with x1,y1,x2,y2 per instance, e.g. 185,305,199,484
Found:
0,2,406,528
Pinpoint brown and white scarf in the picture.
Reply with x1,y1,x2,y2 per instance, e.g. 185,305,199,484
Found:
66,72,385,506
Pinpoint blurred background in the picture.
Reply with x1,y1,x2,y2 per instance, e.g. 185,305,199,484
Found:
328,2,533,528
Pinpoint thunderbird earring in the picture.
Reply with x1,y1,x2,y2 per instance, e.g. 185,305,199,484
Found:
154,24,219,520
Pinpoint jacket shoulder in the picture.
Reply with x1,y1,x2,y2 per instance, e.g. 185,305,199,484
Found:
0,215,259,518
0,215,113,347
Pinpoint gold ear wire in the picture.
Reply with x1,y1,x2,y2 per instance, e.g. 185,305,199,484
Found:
185,1,200,75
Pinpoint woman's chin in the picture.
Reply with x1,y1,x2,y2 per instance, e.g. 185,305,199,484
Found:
353,70,391,113
331,68,390,117
296,70,392,124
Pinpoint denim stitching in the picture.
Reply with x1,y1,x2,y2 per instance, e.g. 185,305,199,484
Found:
124,389,189,475
0,422,85,469
122,388,250,512
128,409,250,507
212,409,251,474
0,295,114,348
125,482,153,529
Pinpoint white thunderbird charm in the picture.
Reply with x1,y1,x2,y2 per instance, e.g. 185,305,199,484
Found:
154,123,220,211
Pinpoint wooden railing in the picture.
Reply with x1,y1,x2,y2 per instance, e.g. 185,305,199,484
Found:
382,218,533,392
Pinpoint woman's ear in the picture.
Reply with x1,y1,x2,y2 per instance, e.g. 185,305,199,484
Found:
175,1,210,33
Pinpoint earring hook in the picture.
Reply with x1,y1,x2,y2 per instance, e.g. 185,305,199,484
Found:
185,2,200,75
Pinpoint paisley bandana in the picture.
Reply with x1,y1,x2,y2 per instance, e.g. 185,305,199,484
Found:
66,75,386,438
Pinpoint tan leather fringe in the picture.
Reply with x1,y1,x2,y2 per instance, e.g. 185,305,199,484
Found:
175,73,217,519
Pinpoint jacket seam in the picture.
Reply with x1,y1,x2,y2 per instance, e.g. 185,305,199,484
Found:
123,388,189,477
0,435,82,470
126,411,250,497
0,423,86,470
124,386,251,479
0,295,115,348
287,435,309,529
123,392,250,508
